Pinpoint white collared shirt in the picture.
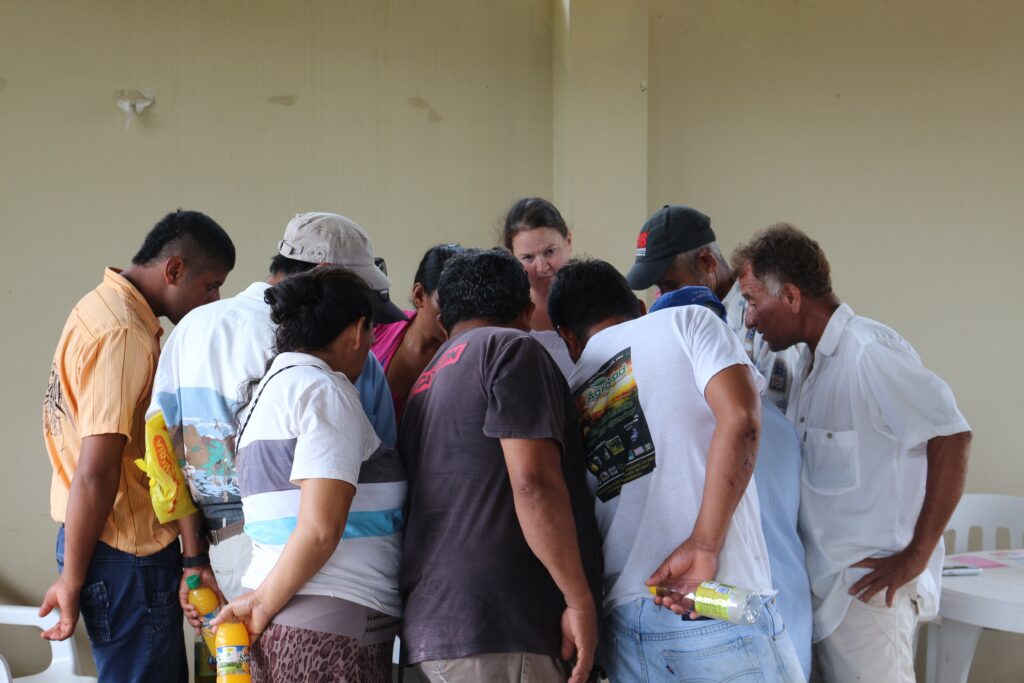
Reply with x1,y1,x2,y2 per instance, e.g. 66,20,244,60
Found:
723,281,802,412
788,303,970,641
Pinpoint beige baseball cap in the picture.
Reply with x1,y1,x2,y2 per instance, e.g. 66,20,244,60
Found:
278,212,406,323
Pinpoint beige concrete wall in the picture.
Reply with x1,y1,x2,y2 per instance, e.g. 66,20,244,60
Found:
1,0,1021,679
0,0,552,674
647,1,1024,680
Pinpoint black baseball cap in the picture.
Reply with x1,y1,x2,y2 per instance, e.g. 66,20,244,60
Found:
626,205,716,290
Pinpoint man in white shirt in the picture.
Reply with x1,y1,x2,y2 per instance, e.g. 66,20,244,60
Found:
734,223,972,683
148,212,405,609
626,204,800,411
549,258,803,682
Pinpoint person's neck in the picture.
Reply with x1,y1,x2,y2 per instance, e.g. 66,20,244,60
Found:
119,265,166,319
529,290,553,331
583,315,634,345
714,273,736,301
802,295,842,353
402,312,444,354
450,318,520,339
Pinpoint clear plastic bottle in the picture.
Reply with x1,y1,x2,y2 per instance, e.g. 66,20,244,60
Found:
648,580,765,624
186,574,220,655
215,621,252,683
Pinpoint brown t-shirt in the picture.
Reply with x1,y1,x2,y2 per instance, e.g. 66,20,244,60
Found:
398,326,601,663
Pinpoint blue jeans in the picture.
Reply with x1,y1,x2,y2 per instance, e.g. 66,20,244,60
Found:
56,527,187,683
600,597,803,682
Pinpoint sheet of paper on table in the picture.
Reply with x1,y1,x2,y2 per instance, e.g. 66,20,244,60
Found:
948,554,1008,569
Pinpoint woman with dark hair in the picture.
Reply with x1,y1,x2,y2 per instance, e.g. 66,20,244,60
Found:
502,198,575,376
213,266,405,683
372,243,463,421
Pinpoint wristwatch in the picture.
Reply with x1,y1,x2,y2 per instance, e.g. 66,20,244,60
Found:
182,552,210,569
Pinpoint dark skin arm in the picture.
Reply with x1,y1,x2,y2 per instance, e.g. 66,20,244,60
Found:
501,437,597,683
850,431,971,606
177,512,224,629
647,364,761,616
39,434,125,640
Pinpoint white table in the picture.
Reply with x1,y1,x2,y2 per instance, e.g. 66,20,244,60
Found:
934,550,1024,683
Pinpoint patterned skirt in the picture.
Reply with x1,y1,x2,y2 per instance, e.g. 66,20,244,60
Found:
249,595,399,683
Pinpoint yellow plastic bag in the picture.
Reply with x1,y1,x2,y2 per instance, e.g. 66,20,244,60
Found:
135,412,198,523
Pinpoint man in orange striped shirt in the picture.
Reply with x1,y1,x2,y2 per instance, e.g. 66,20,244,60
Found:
40,210,235,683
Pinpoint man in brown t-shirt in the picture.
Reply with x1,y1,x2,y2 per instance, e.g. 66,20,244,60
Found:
398,248,601,683
40,210,234,683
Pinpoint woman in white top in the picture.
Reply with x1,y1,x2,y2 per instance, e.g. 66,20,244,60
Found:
501,197,575,376
213,266,404,683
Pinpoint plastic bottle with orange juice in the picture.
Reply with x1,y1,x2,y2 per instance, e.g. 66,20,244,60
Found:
186,574,220,654
215,620,252,683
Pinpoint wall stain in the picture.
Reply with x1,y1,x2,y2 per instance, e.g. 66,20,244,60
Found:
268,95,297,106
407,95,444,122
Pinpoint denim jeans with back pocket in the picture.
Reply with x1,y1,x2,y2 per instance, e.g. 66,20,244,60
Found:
56,526,187,683
601,596,804,682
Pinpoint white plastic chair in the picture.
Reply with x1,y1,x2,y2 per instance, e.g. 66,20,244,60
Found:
0,605,96,683
924,494,1024,683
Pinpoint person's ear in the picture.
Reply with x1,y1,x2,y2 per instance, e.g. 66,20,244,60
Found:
636,297,648,316
781,283,801,312
163,256,186,285
565,231,574,253
556,327,585,363
348,317,368,350
411,283,428,309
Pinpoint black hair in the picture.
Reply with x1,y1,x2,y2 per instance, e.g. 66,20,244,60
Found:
413,244,464,293
235,266,374,420
269,254,317,277
132,209,235,273
501,197,569,250
548,258,642,340
437,248,531,333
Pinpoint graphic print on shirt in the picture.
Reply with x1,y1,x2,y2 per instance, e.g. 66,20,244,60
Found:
409,342,467,397
43,364,67,438
574,347,656,502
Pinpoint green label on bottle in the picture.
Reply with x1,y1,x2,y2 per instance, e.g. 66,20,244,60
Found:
216,645,250,675
693,581,735,620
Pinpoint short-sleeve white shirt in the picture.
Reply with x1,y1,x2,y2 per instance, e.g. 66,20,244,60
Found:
568,307,772,612
787,304,970,640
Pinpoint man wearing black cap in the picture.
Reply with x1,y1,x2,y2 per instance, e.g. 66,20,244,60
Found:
627,204,800,411
146,212,406,629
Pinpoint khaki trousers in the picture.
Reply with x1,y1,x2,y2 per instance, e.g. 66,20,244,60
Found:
415,652,566,683
815,589,920,683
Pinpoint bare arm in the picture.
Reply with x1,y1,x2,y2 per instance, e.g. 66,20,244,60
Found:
177,512,223,628
648,364,761,613
851,431,971,605
40,434,125,640
212,478,355,638
501,437,596,683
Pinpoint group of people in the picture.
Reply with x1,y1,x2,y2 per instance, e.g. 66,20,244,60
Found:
39,199,971,683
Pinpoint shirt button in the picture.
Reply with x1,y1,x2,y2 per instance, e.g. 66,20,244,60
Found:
799,417,805,423
826,432,833,439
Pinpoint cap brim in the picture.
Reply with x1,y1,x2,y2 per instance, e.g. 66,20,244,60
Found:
626,255,674,290
347,263,392,291
372,296,408,324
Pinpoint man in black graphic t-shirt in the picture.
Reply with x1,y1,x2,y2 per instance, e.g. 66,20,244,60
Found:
398,249,601,683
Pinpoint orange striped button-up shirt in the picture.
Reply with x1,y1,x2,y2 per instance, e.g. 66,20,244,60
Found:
43,268,178,556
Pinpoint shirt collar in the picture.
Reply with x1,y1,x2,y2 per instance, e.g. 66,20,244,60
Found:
241,281,271,300
815,302,855,357
103,267,162,338
268,350,332,374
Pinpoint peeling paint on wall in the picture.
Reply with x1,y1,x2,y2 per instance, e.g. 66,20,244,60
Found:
407,95,444,122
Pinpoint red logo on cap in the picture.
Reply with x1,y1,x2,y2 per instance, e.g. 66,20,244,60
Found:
637,232,649,248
